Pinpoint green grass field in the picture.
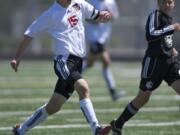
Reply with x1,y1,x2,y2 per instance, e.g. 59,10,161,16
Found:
0,60,179,135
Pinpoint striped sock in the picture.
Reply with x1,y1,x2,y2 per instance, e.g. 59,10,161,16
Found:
115,102,139,129
19,104,49,134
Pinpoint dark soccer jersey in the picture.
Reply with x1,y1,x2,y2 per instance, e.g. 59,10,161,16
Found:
145,10,175,57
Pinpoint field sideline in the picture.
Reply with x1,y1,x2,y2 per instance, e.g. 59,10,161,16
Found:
0,60,179,135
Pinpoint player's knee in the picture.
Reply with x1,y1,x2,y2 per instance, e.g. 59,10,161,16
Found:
102,57,111,67
75,79,90,99
81,90,89,99
78,84,89,98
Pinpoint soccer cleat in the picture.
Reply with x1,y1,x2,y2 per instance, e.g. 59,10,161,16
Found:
12,124,21,135
98,125,111,135
110,120,122,135
95,126,111,135
112,90,125,101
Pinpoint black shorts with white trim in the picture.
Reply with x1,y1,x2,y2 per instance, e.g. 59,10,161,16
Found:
139,55,180,91
54,54,83,99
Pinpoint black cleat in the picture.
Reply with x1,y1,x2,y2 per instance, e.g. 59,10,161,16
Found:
110,120,122,135
12,124,21,135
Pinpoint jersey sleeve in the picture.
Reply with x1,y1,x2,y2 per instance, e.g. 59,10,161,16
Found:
24,10,53,37
81,0,100,20
147,11,174,40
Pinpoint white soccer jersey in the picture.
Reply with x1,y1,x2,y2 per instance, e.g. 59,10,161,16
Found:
24,0,99,58
86,0,119,44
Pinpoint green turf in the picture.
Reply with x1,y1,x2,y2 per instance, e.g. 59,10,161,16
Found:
0,60,179,135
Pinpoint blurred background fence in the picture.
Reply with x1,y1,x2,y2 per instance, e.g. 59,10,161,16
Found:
0,0,180,60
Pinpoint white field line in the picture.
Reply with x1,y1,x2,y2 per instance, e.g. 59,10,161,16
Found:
0,95,179,104
0,107,179,117
1,121,180,131
0,89,51,95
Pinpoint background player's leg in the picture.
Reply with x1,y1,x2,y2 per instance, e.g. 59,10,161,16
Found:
101,50,124,100
83,53,97,71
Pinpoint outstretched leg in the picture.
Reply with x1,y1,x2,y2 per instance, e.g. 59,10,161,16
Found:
13,93,67,135
114,90,151,128
100,90,152,135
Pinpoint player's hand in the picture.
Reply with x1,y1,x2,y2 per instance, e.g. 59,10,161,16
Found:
172,48,178,57
10,59,20,72
98,11,112,22
173,23,180,31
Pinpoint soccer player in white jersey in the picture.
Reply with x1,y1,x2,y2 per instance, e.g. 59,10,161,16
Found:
10,0,112,135
84,0,125,101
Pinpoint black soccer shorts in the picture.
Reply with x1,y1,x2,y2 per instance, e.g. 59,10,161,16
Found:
139,55,180,91
90,42,105,54
53,54,83,99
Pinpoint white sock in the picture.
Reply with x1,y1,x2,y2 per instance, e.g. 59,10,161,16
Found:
103,67,116,90
18,104,49,134
80,98,100,134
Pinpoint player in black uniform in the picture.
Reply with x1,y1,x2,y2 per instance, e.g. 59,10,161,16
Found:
100,0,180,134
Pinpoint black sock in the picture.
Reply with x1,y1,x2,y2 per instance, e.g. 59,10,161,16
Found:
115,102,139,129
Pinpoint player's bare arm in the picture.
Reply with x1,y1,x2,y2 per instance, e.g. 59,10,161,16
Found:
173,23,180,31
96,11,112,22
10,35,33,72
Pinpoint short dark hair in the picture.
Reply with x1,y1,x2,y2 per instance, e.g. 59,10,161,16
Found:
158,0,175,5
